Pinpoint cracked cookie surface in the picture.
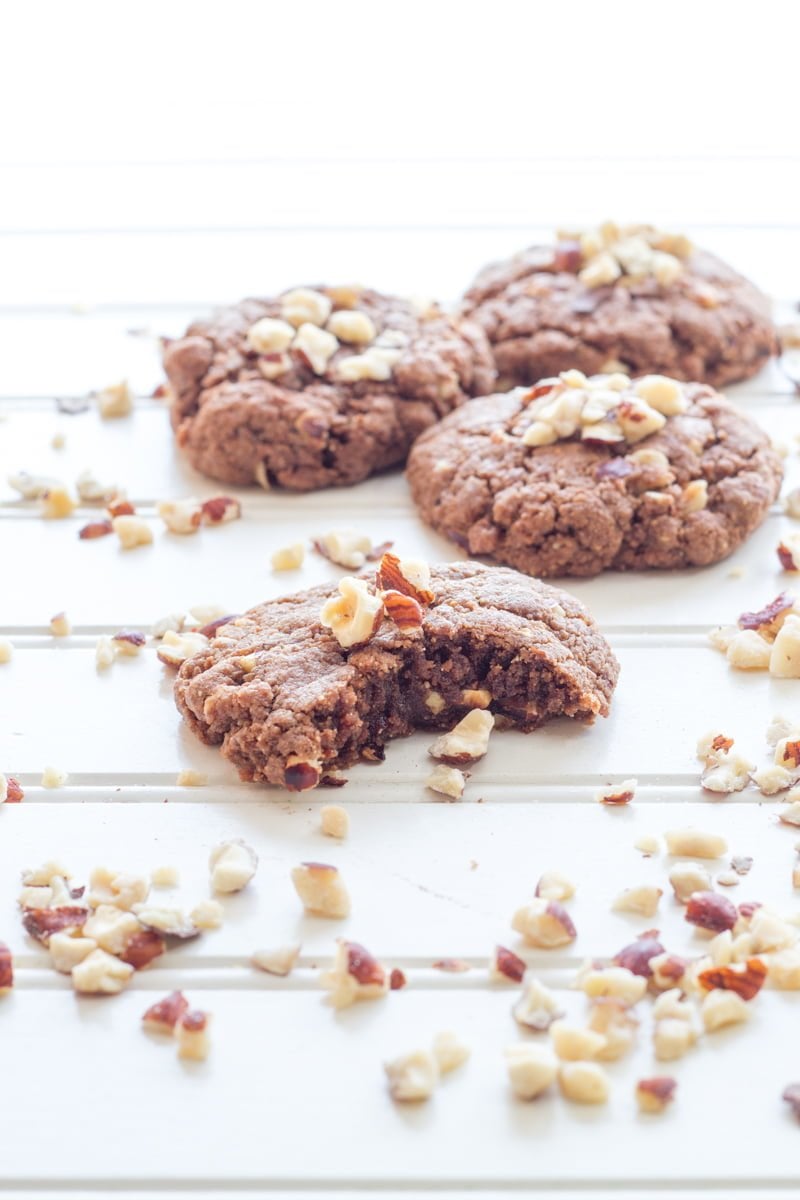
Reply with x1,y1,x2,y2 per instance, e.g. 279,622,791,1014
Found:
406,383,782,578
173,562,619,789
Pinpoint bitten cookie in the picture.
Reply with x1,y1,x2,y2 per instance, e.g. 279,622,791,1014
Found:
174,559,619,790
406,371,782,578
162,287,495,491
461,222,777,389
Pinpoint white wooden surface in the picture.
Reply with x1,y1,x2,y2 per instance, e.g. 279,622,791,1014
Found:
2,2,800,1193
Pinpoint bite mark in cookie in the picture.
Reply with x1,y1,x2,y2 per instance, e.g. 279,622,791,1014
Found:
173,561,619,790
407,373,782,578
462,223,777,388
162,287,495,491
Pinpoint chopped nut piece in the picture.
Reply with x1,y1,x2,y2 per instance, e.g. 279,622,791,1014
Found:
389,967,407,989
176,769,207,787
653,1017,696,1061
375,553,435,605
156,629,208,667
696,730,735,761
636,1076,677,1114
752,764,795,795
246,316,295,354
9,470,61,499
0,943,13,992
76,470,119,505
79,519,114,540
319,575,383,650
778,536,800,572
429,709,494,764
320,804,349,839
697,957,767,1000
587,998,638,1060
49,612,71,637
72,947,134,995
425,764,465,800
280,287,332,329
335,346,402,382
326,309,376,344
142,990,190,1034
512,899,576,949
505,1044,558,1100
199,495,241,527
95,381,133,419
107,497,135,518
95,635,116,670
292,322,339,375
315,529,373,569
252,944,301,977
701,987,750,1032
490,945,527,984
649,953,689,991
634,833,661,856
291,862,350,918
717,871,740,887
121,929,166,969
613,930,665,979
512,977,563,1030
768,948,800,989
83,905,142,955
596,778,636,805
579,965,647,1006
190,899,224,930
0,637,13,664
685,891,738,933
21,861,71,887
284,756,322,791
432,1031,470,1074
612,884,662,918
550,1020,606,1062
726,630,772,670
381,588,424,630
681,479,708,512
669,861,713,903
48,931,97,974
88,867,150,911
779,802,800,827
701,752,754,793
157,497,203,535
385,1048,438,1102
132,905,199,939
209,839,258,894
634,374,686,415
3,776,23,803
176,1010,211,1060
535,871,575,902
41,765,68,789
770,615,800,677
665,829,727,859
41,485,76,519
748,908,797,954
112,629,146,657
112,515,153,550
653,988,695,1022
271,543,305,571
558,1061,609,1104
151,865,180,888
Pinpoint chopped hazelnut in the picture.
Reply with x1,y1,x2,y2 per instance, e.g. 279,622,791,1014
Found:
71,948,134,994
534,870,575,902
9,470,61,499
726,630,771,670
512,899,576,949
431,1031,470,1075
612,884,662,917
291,862,351,918
320,804,349,839
157,497,203,535
156,629,208,667
701,753,754,793
335,346,402,382
142,990,189,1035
752,765,795,795
209,839,258,894
490,945,526,984
665,829,727,859
315,529,373,569
653,1017,696,1061
634,833,661,856
326,309,376,344
550,1020,606,1062
596,778,636,805
558,1061,609,1104
176,1010,211,1061
95,635,116,670
587,999,638,1061
190,899,224,930
701,988,750,1032
271,543,305,571
41,486,76,519
252,944,301,977
429,709,494,764
132,905,199,939
633,375,687,415
425,764,466,799
41,765,68,789
0,637,13,664
280,288,332,329
505,1044,558,1100
320,940,388,1008
83,905,141,955
88,866,150,910
151,865,180,888
292,322,339,375
579,965,647,1006
247,316,295,354
112,515,153,550
511,977,563,1030
49,612,71,637
385,1048,439,1102
767,948,800,989
320,575,383,649
636,1076,677,1114
176,769,207,787
96,381,133,419
48,931,97,974
685,891,738,933
770,615,800,677
668,861,713,903
748,908,797,954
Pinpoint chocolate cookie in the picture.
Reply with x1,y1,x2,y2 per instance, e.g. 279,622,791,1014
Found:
461,223,777,389
162,287,495,491
174,560,619,790
406,371,783,578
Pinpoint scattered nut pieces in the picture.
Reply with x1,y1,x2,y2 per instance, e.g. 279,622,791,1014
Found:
596,778,636,805
512,899,576,949
612,930,666,980
252,944,301,977
71,947,134,994
291,862,350,918
79,519,114,539
636,1076,677,1114
558,1061,609,1104
612,884,662,918
425,764,466,800
505,1044,558,1100
271,543,305,571
320,804,349,840
429,709,494,764
685,891,738,933
176,1009,211,1061
697,957,767,1001
95,381,133,419
209,840,258,894
112,515,153,550
88,867,150,911
319,576,383,649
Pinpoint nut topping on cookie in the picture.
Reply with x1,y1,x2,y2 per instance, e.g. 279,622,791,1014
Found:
280,287,332,329
292,322,339,375
376,553,435,604
326,309,376,344
246,316,295,355
319,576,383,649
564,222,691,290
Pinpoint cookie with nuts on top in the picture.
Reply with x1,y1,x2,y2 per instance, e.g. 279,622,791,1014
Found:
406,370,782,578
461,222,777,389
173,559,619,790
162,287,495,491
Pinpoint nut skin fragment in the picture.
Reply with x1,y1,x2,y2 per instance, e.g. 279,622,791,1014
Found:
142,990,189,1035
291,862,351,919
636,1076,677,1114
512,899,576,949
491,944,526,984
685,891,738,933
558,1061,610,1104
22,905,88,944
697,956,767,1000
505,1044,558,1100
208,839,258,894
613,930,665,979
385,1049,439,1102
252,944,301,977
79,519,114,540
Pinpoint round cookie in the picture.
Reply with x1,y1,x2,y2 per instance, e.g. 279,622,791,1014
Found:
406,371,783,578
461,223,777,389
162,286,495,491
174,560,620,790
